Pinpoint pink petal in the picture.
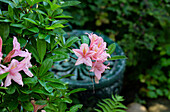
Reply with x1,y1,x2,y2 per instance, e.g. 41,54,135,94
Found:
80,44,89,55
11,72,23,86
13,36,20,50
72,49,83,57
75,57,84,65
5,75,12,87
23,67,33,77
94,69,102,80
84,57,92,66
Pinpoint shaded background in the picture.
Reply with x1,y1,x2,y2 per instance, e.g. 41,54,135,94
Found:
63,0,170,109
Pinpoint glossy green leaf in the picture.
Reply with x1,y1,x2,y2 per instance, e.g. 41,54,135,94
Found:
35,100,48,105
107,43,116,54
81,35,89,44
61,98,72,103
26,45,40,63
0,23,9,40
67,88,86,96
59,74,75,79
0,87,8,89
0,72,9,80
50,51,69,61
37,39,46,62
45,24,64,30
60,1,81,7
24,17,38,25
39,59,53,76
28,27,39,33
23,76,38,84
48,82,66,89
5,84,16,94
108,55,127,60
39,33,48,39
38,80,53,93
10,23,25,28
54,15,72,18
69,104,83,112
65,36,79,47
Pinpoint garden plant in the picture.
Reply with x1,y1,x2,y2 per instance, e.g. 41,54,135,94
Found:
65,0,170,101
0,0,126,112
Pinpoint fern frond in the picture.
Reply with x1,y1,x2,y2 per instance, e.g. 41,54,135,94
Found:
94,95,127,112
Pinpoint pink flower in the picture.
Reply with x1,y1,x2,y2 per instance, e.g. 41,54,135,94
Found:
18,50,33,77
86,33,99,49
1,59,24,87
90,61,109,83
0,36,33,87
0,37,3,63
4,37,23,63
72,43,94,66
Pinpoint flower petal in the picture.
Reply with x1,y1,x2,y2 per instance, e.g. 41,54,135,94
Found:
11,72,23,86
75,57,84,65
23,67,33,77
5,75,12,87
72,49,83,57
84,57,92,66
13,36,20,50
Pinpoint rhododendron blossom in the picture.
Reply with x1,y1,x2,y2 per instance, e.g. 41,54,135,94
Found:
73,43,94,66
0,36,33,87
73,33,110,83
0,37,3,63
90,61,110,83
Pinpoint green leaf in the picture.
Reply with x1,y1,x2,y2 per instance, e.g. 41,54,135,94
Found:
65,36,79,47
28,27,39,33
8,5,14,20
5,84,16,94
50,51,69,61
69,104,83,112
60,1,81,7
48,82,66,89
67,88,86,96
21,101,34,111
59,74,75,79
107,43,116,54
108,55,127,60
81,35,89,44
147,91,157,98
10,23,25,28
18,94,30,102
37,39,46,62
0,87,8,89
54,15,72,18
45,24,64,29
0,72,9,80
8,99,18,111
26,45,40,63
61,98,72,103
39,59,53,76
44,78,65,85
24,17,38,25
0,23,9,40
38,80,53,93
35,100,48,105
23,76,38,84
38,33,48,39
148,86,156,90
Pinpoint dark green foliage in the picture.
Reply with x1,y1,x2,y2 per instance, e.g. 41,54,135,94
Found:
65,0,170,100
94,95,127,112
